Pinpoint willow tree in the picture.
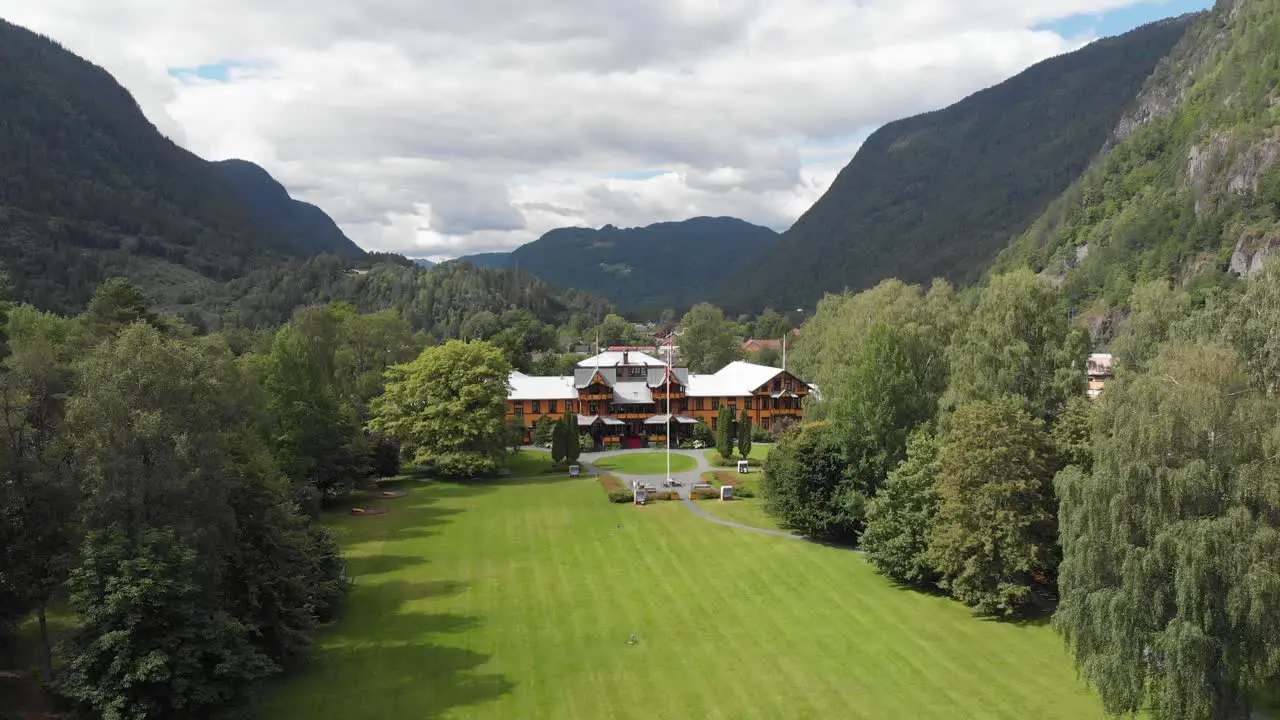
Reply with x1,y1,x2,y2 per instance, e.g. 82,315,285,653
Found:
1055,342,1280,720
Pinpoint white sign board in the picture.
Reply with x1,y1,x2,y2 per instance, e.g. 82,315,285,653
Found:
569,464,580,477
721,485,734,500
634,487,647,504
737,460,749,474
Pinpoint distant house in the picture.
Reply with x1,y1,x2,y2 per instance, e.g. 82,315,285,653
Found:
1087,353,1114,399
741,338,782,354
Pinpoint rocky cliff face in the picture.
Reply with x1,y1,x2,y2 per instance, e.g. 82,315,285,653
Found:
997,0,1280,308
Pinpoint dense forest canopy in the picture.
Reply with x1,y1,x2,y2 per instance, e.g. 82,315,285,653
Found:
453,216,779,310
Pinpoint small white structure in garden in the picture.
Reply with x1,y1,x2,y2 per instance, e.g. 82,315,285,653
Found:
737,459,749,473
720,485,734,500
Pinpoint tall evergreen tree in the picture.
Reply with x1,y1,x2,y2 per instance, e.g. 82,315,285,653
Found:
1055,342,1280,720
550,416,567,464
716,405,735,460
737,407,752,460
563,409,581,463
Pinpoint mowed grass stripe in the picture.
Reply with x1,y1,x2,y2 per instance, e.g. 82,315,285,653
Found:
262,477,1119,720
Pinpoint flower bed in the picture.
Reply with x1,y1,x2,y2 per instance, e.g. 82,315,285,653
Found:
349,507,390,516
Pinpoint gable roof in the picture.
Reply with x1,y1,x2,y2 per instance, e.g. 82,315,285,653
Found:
508,371,577,401
573,367,617,388
687,361,787,397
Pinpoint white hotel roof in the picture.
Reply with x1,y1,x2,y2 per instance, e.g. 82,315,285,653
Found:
577,350,667,367
510,361,809,402
686,361,787,397
507,371,576,401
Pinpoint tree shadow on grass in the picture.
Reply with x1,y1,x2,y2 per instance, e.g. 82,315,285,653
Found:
274,579,514,719
344,554,432,578
303,642,516,719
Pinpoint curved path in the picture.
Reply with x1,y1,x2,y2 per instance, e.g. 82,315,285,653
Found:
573,446,866,554
576,446,808,540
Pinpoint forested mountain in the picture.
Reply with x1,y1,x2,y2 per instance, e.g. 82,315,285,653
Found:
451,252,511,269
410,257,436,269
717,16,1197,313
455,216,779,309
0,19,358,314
996,0,1280,321
207,254,615,339
212,159,365,259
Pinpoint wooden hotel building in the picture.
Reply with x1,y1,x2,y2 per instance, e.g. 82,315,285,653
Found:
507,350,815,449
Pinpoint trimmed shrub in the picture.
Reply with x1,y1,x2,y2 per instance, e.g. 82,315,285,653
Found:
750,424,770,443
608,490,633,503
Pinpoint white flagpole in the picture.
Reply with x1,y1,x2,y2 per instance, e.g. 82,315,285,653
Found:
666,354,671,482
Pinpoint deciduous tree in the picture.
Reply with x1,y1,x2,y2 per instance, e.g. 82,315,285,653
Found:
943,270,1086,420
1055,342,1280,720
678,304,742,373
369,340,511,477
927,397,1058,616
863,430,942,586
760,422,861,540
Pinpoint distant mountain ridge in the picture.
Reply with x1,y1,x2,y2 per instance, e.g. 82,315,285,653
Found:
0,18,361,313
716,15,1198,312
212,159,365,259
454,216,779,309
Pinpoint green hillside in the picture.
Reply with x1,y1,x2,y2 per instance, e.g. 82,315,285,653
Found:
717,16,1197,313
457,216,779,310
996,0,1280,318
0,19,360,313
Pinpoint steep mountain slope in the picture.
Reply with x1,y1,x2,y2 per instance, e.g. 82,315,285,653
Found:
457,216,778,309
717,16,1197,313
410,258,436,269
212,160,365,259
0,20,350,313
996,0,1280,316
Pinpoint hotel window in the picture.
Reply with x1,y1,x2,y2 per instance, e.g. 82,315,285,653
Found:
695,398,704,410
589,402,600,415
711,417,717,430
532,400,541,414
712,399,720,410
548,400,557,414
514,404,524,417
745,398,752,410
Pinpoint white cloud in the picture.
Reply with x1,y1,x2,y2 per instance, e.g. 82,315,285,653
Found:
0,0,1172,257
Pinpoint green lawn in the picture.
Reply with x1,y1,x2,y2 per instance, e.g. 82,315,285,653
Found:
260,475,1119,719
504,448,561,478
592,452,696,475
704,443,773,466
697,470,786,533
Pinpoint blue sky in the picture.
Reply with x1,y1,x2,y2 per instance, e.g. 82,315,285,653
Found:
1037,0,1213,38
167,61,255,82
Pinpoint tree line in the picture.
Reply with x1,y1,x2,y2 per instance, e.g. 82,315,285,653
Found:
762,267,1280,719
0,278,432,718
